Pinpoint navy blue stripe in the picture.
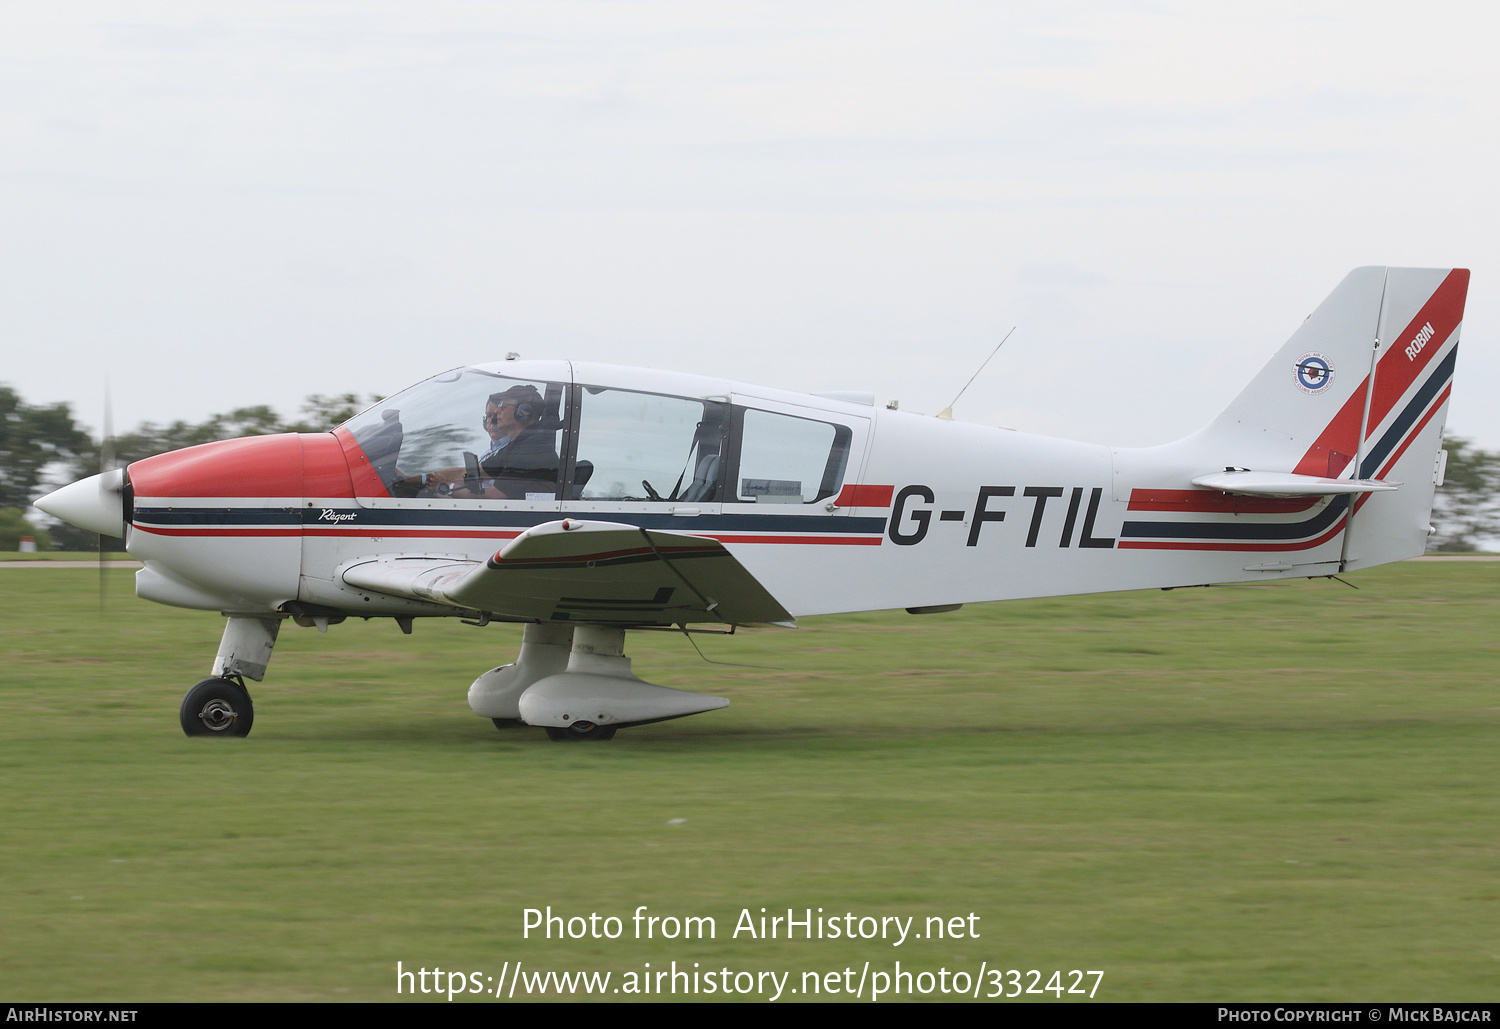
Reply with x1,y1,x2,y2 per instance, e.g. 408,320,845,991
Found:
1121,349,1455,542
133,505,888,535
1121,495,1349,541
1359,346,1457,478
134,508,300,526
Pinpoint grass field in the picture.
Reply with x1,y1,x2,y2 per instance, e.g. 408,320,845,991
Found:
2,562,1497,1002
1,551,134,562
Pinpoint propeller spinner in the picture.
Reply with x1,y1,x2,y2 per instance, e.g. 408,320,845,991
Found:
34,467,129,538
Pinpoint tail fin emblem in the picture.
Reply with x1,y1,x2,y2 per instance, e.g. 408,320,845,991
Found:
1295,352,1335,394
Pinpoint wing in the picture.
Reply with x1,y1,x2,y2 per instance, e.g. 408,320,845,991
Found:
340,518,794,627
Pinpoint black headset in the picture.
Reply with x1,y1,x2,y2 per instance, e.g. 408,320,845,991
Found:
492,389,542,426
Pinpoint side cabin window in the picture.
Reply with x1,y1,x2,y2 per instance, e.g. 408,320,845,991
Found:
344,369,566,500
573,386,729,502
733,408,851,504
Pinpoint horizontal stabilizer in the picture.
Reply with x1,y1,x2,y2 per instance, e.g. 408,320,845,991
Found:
341,519,793,626
1190,470,1400,497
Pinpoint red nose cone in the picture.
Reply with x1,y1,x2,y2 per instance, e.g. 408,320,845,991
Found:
127,433,353,500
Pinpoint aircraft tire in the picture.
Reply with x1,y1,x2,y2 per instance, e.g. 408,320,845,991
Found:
491,718,527,730
544,722,617,742
180,677,254,738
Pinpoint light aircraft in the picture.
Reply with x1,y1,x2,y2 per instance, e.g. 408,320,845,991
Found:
37,266,1469,741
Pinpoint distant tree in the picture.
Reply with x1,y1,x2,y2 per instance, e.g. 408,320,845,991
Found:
67,393,383,482
42,521,101,554
0,385,93,510
285,393,381,433
0,507,51,551
215,405,286,438
1429,436,1500,552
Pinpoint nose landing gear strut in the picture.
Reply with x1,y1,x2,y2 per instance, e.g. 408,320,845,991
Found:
179,615,281,738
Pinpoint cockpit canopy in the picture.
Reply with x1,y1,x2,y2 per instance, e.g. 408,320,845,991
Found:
340,365,855,505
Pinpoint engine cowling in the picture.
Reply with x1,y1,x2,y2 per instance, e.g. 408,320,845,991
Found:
123,434,352,612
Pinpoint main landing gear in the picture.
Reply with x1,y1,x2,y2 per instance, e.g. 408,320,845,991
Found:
545,722,618,742
469,624,729,741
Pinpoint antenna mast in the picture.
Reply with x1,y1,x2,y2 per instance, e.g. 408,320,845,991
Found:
937,326,1016,420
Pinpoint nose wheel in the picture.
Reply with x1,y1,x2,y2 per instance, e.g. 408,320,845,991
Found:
180,677,255,737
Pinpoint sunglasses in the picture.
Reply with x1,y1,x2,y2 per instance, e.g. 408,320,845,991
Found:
483,402,518,426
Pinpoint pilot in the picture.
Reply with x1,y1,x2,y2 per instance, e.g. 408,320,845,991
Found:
402,385,560,500
476,384,560,492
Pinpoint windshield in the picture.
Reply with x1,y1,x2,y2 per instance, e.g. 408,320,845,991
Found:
341,368,565,500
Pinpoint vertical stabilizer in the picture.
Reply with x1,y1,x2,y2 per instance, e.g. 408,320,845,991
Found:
1197,267,1469,568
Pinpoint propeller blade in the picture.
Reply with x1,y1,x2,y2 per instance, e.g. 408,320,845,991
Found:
101,377,114,474
98,525,106,615
99,379,115,614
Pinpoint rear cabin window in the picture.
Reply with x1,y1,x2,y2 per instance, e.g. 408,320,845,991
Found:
734,408,851,504
573,387,729,502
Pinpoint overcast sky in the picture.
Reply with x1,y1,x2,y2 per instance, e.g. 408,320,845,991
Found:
4,1,1498,453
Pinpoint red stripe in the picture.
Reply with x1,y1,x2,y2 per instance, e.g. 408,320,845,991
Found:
1294,269,1468,477
1126,489,1318,514
708,534,883,545
1294,393,1365,478
1364,272,1468,443
832,484,894,508
301,528,525,539
136,526,525,540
